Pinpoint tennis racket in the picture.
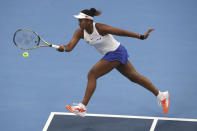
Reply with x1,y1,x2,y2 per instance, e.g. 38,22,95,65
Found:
13,28,60,50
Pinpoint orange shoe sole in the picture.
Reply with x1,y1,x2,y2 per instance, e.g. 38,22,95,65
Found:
163,92,170,114
66,105,75,113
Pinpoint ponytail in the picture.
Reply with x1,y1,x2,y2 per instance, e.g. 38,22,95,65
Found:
81,8,102,17
89,8,102,16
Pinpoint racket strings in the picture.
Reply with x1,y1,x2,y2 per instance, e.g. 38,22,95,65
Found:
14,30,40,50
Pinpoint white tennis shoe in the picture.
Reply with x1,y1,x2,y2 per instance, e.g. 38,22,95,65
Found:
157,91,170,114
66,103,87,117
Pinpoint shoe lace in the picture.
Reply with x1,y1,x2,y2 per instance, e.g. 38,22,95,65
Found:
72,103,87,110
158,98,167,107
158,99,161,106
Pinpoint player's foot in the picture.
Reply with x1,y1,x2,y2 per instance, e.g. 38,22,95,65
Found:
157,91,170,114
66,103,87,117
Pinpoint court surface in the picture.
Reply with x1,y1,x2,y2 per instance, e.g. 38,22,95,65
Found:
1,0,197,131
43,112,197,131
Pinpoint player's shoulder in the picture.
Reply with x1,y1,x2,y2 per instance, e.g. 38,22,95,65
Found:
95,23,106,29
96,22,111,26
75,28,83,34
95,23,109,35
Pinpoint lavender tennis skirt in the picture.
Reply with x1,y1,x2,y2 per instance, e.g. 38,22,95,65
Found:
102,44,129,64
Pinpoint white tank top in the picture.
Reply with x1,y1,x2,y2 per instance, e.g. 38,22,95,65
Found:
84,23,120,55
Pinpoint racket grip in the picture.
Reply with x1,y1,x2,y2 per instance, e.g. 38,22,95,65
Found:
51,44,60,49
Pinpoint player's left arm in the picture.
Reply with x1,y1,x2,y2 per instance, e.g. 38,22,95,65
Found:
96,23,154,40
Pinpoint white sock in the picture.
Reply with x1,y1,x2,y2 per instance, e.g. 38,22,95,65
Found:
157,91,164,100
79,103,86,109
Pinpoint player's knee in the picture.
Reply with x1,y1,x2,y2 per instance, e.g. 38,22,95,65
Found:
87,70,98,80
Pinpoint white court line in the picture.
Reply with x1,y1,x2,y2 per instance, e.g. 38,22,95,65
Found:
51,112,197,122
42,112,55,131
150,118,158,131
43,112,197,131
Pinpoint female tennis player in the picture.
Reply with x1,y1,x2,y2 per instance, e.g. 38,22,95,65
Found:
57,8,170,117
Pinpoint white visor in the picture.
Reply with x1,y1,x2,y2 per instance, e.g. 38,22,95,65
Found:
73,12,94,20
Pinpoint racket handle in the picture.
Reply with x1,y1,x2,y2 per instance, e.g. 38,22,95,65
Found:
51,44,60,49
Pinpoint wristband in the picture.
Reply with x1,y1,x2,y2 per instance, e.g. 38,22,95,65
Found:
137,34,145,40
140,35,145,40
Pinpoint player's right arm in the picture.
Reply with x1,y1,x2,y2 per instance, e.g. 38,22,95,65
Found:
57,29,83,52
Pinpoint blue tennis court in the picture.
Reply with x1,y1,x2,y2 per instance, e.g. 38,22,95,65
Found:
0,0,197,131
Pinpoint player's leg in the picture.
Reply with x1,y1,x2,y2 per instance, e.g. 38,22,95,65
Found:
116,60,169,114
82,59,121,106
116,60,159,96
66,60,121,117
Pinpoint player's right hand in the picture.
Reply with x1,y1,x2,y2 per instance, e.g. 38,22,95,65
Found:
57,45,65,52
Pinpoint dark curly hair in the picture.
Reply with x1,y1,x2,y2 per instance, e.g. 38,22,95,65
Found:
81,8,102,17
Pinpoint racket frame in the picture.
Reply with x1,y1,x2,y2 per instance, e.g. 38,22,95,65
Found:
13,28,59,50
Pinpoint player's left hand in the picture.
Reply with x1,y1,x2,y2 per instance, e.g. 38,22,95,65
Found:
144,28,155,39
